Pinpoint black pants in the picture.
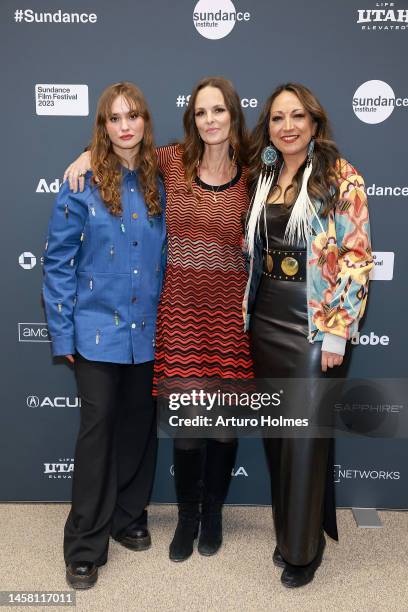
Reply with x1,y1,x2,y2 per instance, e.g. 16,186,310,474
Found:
64,355,157,566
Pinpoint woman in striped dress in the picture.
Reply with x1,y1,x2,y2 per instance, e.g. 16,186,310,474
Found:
63,77,253,562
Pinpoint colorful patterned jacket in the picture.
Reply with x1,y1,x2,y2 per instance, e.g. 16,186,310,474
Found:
243,159,373,355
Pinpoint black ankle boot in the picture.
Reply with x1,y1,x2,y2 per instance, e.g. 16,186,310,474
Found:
169,447,203,562
198,440,237,556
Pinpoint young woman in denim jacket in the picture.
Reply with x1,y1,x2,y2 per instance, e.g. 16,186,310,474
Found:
244,83,372,588
62,78,254,564
43,82,166,589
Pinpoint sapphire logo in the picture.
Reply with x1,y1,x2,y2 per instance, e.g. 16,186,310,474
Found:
18,252,36,270
193,0,250,40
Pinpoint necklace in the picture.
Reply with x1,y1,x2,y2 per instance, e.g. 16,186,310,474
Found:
209,183,222,203
197,159,236,203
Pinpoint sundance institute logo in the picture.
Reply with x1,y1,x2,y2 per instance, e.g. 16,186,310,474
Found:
353,80,408,124
193,0,250,40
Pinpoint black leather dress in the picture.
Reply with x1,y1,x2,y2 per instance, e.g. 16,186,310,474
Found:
250,203,349,566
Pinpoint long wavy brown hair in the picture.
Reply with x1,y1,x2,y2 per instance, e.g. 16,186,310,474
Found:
90,82,161,216
182,77,249,190
249,83,342,216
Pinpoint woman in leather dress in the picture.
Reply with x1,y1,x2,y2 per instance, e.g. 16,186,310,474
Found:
244,83,372,588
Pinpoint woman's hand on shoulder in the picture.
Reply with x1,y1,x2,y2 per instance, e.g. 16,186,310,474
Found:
321,351,343,372
63,151,91,193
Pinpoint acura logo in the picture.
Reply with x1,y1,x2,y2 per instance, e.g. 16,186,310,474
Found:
26,395,81,408
27,395,40,408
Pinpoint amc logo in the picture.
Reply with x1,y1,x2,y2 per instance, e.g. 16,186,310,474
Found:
18,323,50,343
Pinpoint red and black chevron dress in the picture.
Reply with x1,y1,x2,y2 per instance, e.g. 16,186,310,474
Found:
153,145,253,392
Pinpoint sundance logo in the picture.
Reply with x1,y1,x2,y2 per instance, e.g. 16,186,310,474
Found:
367,184,408,197
334,464,400,483
193,0,250,40
14,9,97,24
18,323,50,342
370,251,394,281
353,80,408,124
351,331,390,346
43,459,74,479
36,178,62,193
27,395,81,408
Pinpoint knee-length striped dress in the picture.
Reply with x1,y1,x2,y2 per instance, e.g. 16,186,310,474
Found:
153,144,253,392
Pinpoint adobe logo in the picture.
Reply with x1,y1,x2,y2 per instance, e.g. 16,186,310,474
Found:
351,332,390,346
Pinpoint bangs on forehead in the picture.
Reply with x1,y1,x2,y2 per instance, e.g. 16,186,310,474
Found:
121,92,143,115
107,92,143,117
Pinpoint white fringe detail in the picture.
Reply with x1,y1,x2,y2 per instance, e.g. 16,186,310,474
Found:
283,161,314,246
245,168,275,257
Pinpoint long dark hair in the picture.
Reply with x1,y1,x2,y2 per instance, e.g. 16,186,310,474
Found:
249,83,342,216
182,76,249,190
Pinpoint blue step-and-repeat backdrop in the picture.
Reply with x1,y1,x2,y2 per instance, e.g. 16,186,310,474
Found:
1,0,407,507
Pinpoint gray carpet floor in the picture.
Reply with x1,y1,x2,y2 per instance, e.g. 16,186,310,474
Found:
0,504,407,612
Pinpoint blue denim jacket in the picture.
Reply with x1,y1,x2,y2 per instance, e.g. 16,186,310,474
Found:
43,169,166,363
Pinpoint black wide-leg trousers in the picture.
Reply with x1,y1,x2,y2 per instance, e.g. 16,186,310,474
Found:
64,355,157,566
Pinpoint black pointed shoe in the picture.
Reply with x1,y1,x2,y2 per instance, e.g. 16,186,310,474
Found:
280,535,326,588
66,561,98,590
115,526,152,551
272,546,285,568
